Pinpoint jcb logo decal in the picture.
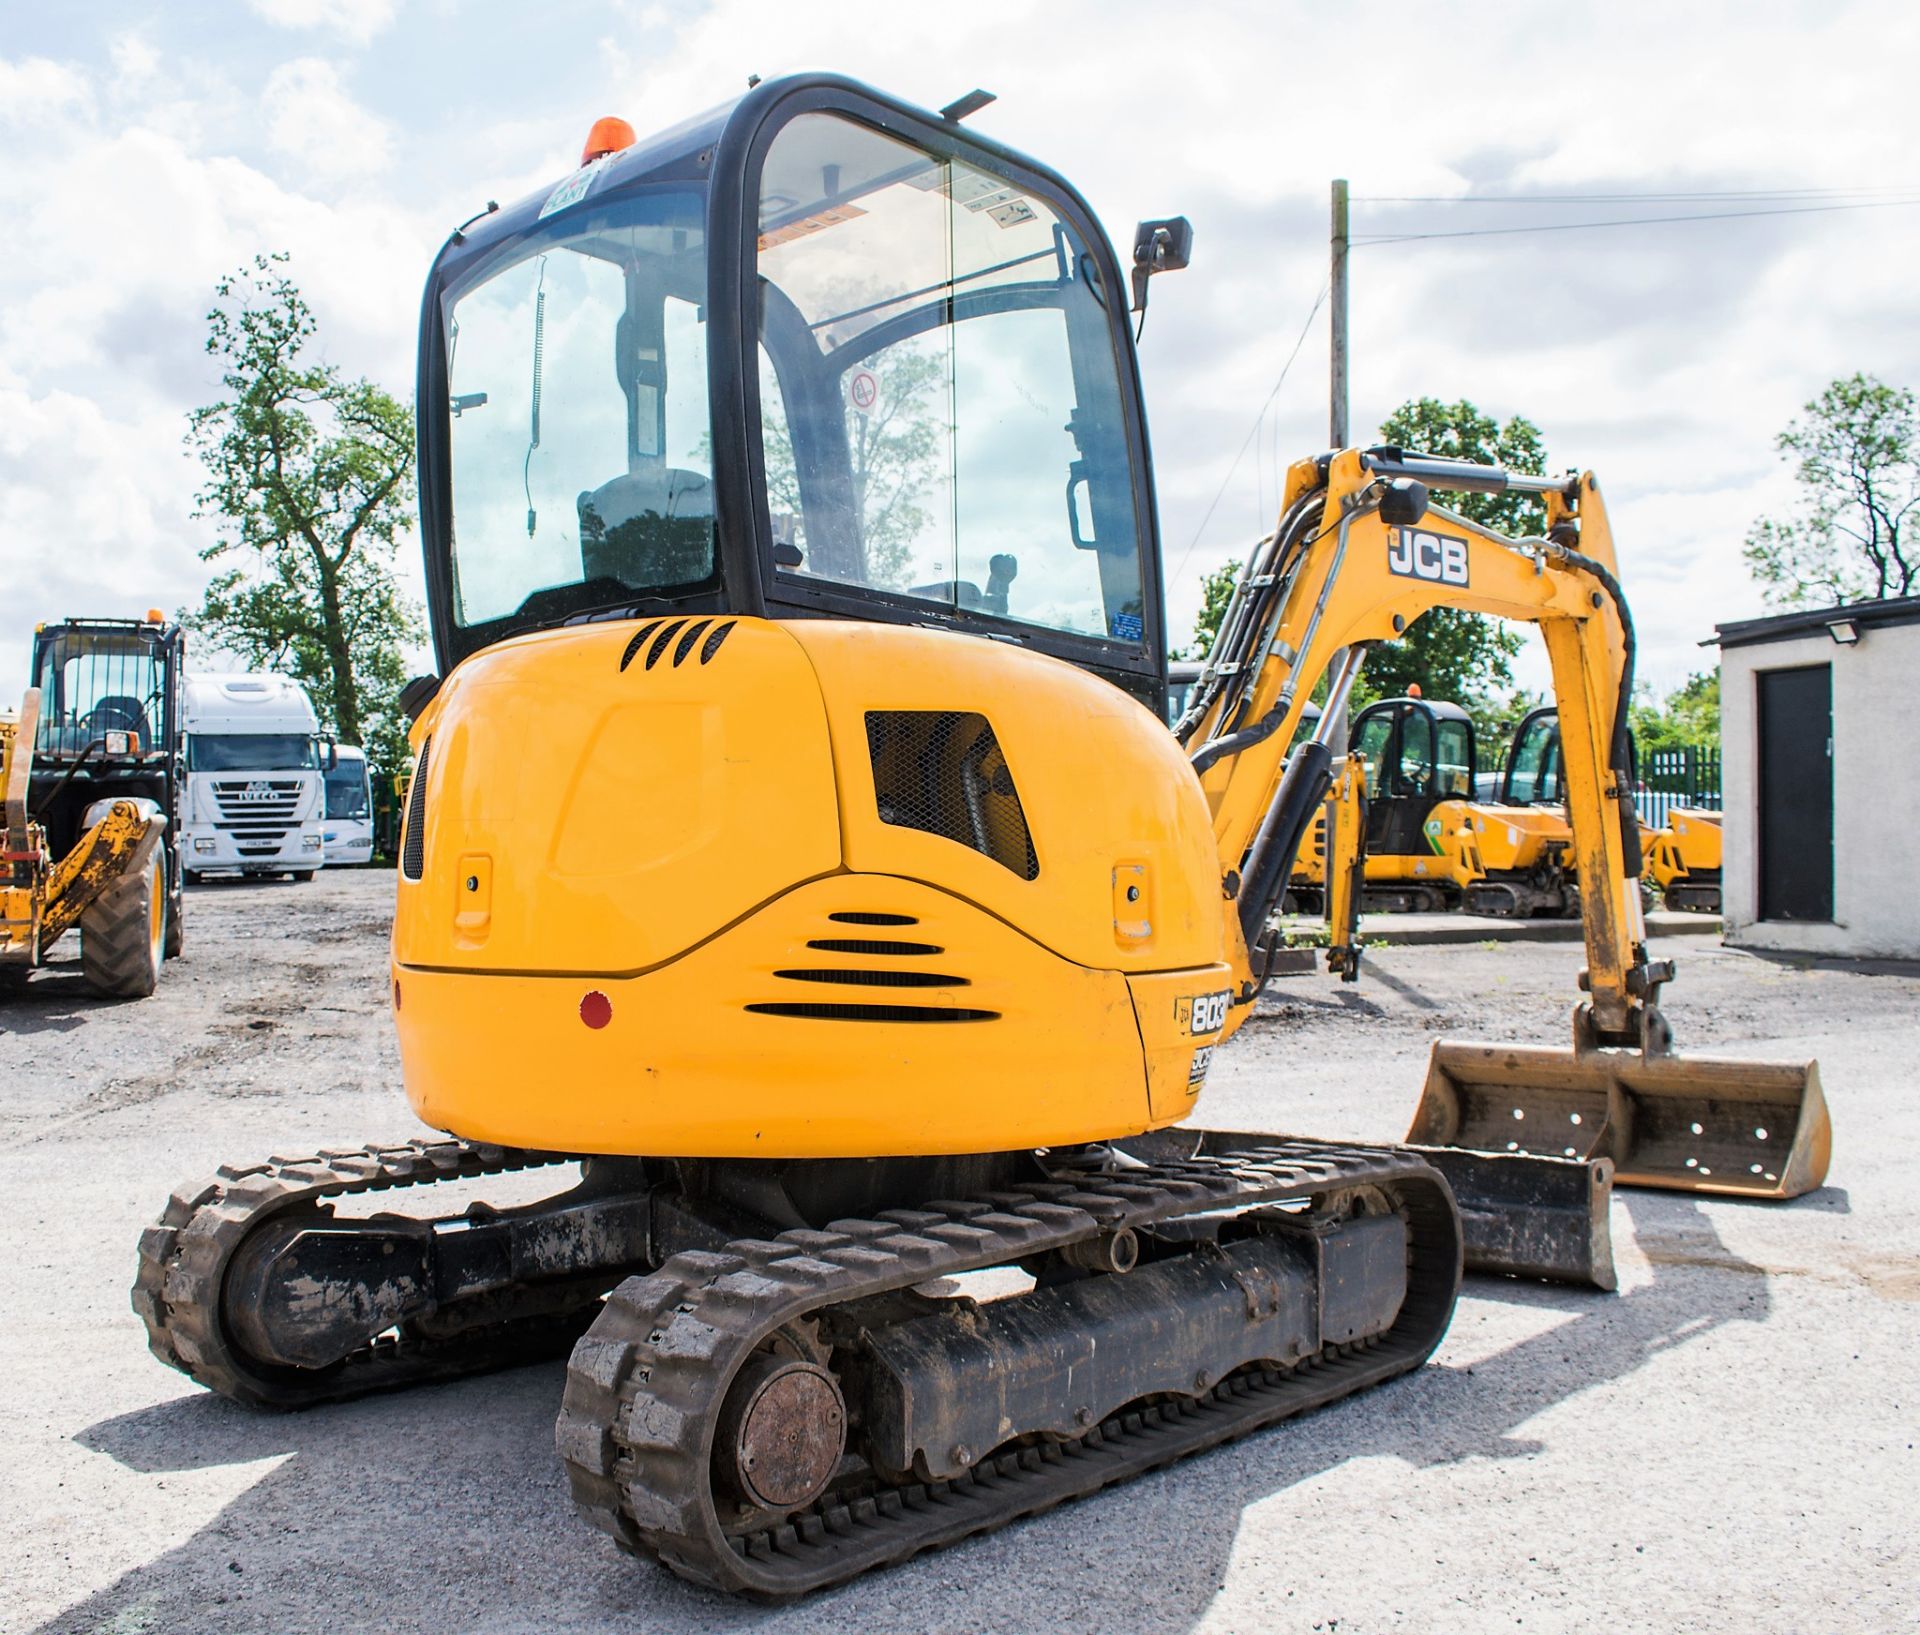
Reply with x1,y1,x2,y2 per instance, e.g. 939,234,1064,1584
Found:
1388,527,1470,587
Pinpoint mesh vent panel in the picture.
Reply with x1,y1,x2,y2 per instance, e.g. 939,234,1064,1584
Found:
864,711,1038,880
400,737,431,881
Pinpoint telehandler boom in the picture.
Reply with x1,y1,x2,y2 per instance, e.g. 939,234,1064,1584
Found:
135,75,1826,1598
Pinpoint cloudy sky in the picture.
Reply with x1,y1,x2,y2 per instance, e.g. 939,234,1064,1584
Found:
5,0,1918,705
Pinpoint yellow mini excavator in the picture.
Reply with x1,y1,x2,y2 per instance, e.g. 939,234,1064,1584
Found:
135,77,1829,1598
1288,700,1595,919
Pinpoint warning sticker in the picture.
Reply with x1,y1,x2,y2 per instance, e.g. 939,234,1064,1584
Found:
539,166,599,220
846,367,879,416
758,202,868,252
907,166,1038,226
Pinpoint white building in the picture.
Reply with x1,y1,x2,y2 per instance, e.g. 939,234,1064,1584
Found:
1716,596,1920,959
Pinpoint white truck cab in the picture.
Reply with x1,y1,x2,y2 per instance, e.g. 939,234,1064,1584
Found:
181,673,329,881
322,743,375,865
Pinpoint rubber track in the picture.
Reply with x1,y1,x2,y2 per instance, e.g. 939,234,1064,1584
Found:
133,1139,581,1407
557,1139,1461,1598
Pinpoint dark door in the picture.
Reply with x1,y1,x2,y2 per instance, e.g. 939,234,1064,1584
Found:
1757,664,1833,921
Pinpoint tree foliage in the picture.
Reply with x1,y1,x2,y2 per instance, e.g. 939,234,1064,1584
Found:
762,341,945,589
1743,373,1920,606
1356,397,1544,709
1631,670,1719,756
187,257,424,779
186,253,421,774
1182,557,1241,659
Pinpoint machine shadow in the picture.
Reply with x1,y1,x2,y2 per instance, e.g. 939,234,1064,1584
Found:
48,1194,1765,1635
0,965,120,1036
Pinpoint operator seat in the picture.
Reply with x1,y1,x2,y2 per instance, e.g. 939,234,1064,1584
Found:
84,696,153,747
578,467,715,589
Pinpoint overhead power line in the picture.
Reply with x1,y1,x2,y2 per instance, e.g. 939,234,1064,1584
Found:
1358,185,1920,204
1353,195,1920,245
1170,281,1329,587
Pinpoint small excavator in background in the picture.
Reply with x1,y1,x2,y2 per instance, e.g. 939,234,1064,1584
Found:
3,614,185,996
135,76,1828,1598
1288,698,1589,918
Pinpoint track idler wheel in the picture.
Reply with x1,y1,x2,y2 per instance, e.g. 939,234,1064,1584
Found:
715,1352,847,1515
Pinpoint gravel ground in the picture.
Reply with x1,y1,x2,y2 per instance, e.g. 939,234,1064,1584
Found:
2,870,1914,1635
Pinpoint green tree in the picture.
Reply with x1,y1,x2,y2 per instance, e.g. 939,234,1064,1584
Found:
1359,398,1544,709
1182,557,1241,658
1631,670,1720,756
1744,372,1919,606
186,253,422,774
762,341,945,590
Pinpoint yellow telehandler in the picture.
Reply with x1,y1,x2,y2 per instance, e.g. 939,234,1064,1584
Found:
135,77,1826,1597
3,615,185,996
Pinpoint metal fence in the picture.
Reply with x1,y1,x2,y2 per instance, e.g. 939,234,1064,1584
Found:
1637,746,1721,828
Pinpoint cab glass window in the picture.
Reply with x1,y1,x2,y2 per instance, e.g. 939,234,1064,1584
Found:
1394,709,1434,796
442,189,714,628
1507,718,1562,804
1435,719,1473,797
33,635,166,756
1354,709,1395,792
754,113,1144,645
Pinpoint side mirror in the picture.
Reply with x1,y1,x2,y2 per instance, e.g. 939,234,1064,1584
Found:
1130,216,1194,314
323,737,339,772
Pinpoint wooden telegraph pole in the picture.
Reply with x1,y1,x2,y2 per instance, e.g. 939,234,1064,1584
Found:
1330,178,1350,447
1326,179,1352,765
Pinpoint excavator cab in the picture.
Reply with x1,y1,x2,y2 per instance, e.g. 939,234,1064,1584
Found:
1351,696,1477,850
422,77,1167,711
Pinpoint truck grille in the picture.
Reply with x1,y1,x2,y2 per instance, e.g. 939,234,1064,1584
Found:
211,779,305,823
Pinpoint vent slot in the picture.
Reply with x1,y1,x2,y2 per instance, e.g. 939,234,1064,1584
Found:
827,911,919,926
646,619,689,669
745,1002,999,1023
619,621,663,671
674,619,713,665
806,938,942,956
774,968,967,988
401,737,431,881
700,620,737,663
864,711,1038,880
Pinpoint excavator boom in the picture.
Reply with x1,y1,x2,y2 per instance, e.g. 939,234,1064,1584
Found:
1181,449,1828,1200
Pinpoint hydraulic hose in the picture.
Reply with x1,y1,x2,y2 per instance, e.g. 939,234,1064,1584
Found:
1237,741,1332,950
1544,536,1643,878
1235,644,1368,951
1190,492,1353,777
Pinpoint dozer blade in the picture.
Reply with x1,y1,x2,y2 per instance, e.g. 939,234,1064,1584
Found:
1118,1128,1615,1289
1410,1040,1830,1200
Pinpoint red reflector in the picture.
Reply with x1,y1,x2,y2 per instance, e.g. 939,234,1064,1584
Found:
392,979,401,1010
580,990,612,1029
